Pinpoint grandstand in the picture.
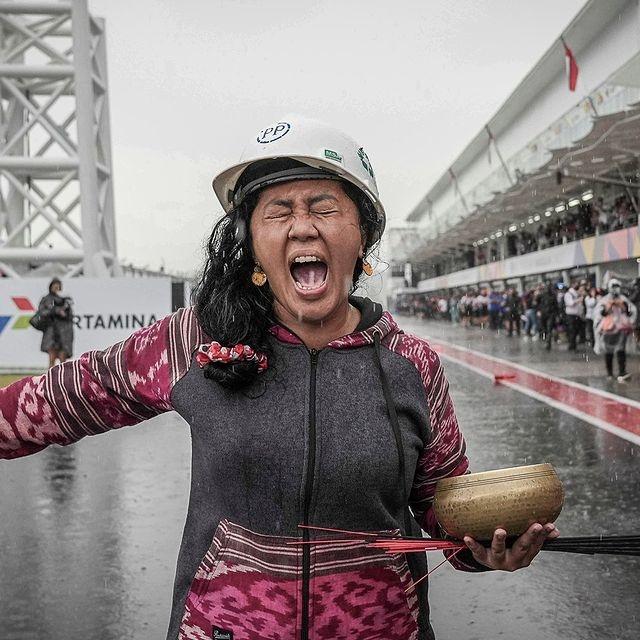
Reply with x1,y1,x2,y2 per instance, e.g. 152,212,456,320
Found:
394,0,640,300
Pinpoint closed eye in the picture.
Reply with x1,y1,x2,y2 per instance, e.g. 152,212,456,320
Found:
264,209,291,219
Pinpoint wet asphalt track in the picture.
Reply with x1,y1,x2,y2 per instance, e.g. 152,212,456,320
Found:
1,325,639,639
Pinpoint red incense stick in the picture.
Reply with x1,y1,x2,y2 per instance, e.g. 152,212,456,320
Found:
406,548,464,593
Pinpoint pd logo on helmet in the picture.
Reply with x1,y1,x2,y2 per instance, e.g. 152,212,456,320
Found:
257,122,291,144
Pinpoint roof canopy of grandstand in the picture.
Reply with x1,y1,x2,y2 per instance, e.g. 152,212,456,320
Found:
405,0,640,265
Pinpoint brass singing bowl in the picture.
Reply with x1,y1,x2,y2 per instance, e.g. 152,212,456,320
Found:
433,463,564,541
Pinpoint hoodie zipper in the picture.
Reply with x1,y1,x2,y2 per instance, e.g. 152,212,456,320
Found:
301,348,318,640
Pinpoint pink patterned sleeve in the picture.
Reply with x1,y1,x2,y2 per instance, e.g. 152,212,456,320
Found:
0,307,201,460
388,333,489,572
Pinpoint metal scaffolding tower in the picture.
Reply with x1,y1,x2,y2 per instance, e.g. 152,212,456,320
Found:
0,0,120,277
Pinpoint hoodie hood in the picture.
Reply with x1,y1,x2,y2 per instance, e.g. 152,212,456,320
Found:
269,296,398,348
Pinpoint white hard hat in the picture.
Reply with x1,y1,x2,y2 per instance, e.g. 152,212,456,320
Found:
212,114,386,243
608,278,622,290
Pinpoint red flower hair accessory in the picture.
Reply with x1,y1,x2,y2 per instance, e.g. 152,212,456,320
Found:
195,341,268,373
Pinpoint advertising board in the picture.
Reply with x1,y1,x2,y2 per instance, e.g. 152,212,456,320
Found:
0,277,172,372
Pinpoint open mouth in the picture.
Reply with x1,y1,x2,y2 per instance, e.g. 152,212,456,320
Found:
290,255,328,292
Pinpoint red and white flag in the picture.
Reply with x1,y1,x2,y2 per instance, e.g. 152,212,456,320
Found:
562,37,579,92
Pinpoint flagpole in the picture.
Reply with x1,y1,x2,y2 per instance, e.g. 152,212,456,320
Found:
448,167,471,215
485,125,514,186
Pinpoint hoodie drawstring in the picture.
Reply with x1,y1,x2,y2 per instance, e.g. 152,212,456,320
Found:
373,333,414,537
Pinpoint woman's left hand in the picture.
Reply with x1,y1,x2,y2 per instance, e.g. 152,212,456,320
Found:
463,522,559,571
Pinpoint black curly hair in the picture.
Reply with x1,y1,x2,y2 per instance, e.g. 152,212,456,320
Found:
193,179,381,391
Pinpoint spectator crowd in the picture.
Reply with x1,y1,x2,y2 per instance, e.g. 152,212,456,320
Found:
447,194,638,271
395,277,640,354
508,196,636,255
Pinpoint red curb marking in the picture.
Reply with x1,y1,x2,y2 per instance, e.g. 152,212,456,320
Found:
494,374,516,382
429,338,640,440
11,296,34,312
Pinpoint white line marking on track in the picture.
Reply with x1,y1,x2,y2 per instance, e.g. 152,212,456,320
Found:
433,346,640,447
425,335,640,411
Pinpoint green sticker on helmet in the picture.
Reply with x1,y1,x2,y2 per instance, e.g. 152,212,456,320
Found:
357,147,375,180
324,149,343,163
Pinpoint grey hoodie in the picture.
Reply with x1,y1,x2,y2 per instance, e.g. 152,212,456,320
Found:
0,297,485,639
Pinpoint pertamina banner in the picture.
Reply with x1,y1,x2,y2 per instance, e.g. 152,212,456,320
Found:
0,277,172,372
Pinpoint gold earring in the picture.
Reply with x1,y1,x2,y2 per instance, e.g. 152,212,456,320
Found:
251,264,267,287
362,259,374,276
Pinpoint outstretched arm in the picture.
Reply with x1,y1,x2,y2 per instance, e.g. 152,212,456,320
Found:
0,307,201,459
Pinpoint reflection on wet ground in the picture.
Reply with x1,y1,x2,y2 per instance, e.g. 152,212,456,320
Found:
0,412,192,640
429,356,640,640
1,321,639,638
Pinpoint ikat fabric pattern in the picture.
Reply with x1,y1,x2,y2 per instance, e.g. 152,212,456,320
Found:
0,373,66,458
179,520,419,640
0,307,200,459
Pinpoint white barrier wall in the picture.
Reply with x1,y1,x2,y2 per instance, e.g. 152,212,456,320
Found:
0,277,172,371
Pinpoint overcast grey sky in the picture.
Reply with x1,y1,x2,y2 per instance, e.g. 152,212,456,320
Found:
89,0,586,274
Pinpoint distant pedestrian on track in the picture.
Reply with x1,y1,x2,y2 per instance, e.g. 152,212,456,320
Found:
473,289,489,326
37,277,74,368
522,285,540,340
594,278,637,382
459,291,473,328
488,289,503,330
538,282,559,351
438,295,449,320
504,288,523,337
449,293,460,324
563,281,583,351
584,286,600,346
630,276,640,346
577,281,588,345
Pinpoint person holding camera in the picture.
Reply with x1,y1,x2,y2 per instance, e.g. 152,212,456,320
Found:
37,277,74,368
593,278,637,381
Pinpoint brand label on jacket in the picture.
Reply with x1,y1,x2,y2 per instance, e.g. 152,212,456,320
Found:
212,627,233,640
